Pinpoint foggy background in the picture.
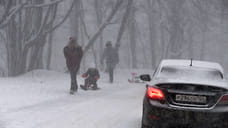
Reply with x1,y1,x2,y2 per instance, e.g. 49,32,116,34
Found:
0,0,228,77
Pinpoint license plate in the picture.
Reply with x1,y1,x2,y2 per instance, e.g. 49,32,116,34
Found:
175,94,207,103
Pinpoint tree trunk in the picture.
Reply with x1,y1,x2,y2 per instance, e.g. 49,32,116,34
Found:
200,1,209,60
167,0,184,59
28,0,44,71
70,0,81,38
2,0,73,76
146,0,157,68
46,31,53,70
128,2,137,69
115,0,133,49
95,0,104,69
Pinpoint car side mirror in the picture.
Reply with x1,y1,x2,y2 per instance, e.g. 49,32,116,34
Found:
140,74,151,82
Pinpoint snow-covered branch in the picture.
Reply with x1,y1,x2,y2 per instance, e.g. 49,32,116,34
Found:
84,0,124,53
24,7,52,48
25,0,63,8
24,0,74,49
115,0,133,48
45,0,75,33
0,0,63,29
0,2,27,29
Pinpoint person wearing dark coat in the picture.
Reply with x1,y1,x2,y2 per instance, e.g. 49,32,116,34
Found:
64,37,83,94
100,41,119,83
82,67,100,89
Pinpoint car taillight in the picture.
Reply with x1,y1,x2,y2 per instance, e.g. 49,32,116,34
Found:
147,87,165,100
218,94,228,105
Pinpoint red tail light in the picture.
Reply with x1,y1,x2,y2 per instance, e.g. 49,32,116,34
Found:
219,94,228,104
147,87,165,100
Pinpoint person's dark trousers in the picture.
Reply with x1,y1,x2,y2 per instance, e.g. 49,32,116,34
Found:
70,69,78,92
109,67,114,83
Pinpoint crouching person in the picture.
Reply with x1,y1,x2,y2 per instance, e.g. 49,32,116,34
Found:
81,67,100,90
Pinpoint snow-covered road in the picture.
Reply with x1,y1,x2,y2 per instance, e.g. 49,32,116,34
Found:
0,70,147,128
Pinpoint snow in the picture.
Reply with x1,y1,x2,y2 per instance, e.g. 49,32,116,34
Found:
159,66,223,81
160,59,224,73
0,69,147,128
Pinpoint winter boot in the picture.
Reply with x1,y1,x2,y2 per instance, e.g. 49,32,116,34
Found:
70,90,74,95
80,85,88,90
70,82,78,94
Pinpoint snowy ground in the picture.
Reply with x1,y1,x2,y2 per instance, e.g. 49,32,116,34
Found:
0,69,150,128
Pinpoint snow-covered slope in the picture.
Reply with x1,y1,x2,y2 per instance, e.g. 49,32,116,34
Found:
0,69,149,128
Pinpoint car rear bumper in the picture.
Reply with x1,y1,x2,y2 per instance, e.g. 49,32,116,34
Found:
143,99,228,128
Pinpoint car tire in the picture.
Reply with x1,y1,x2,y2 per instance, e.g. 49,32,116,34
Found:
141,105,161,128
141,124,151,128
141,124,159,128
141,106,155,128
141,106,149,128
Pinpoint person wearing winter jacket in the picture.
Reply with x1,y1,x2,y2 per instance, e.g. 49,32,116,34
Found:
63,37,83,94
100,41,119,83
82,67,100,90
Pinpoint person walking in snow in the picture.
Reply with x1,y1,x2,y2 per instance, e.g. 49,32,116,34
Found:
100,41,119,83
64,37,83,94
81,66,100,90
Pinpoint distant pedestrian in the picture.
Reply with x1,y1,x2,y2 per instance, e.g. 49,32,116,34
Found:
101,41,119,83
64,37,83,94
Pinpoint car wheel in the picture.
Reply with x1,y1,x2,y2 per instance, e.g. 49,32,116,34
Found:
141,106,156,128
141,106,162,128
141,124,151,128
141,124,160,128
141,106,149,128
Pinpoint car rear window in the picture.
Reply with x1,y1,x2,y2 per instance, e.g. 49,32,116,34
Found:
159,66,223,80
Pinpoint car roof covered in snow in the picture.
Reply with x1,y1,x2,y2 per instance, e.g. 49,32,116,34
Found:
159,59,224,73
146,59,228,89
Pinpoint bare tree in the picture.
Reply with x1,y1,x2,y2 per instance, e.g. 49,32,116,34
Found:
115,0,133,49
95,0,105,68
83,0,124,53
70,0,81,39
166,0,185,59
1,0,74,76
145,0,159,68
128,0,137,68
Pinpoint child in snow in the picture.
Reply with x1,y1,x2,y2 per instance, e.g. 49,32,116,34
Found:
82,67,100,90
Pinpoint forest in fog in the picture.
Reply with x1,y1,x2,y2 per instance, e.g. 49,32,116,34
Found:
0,0,228,76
